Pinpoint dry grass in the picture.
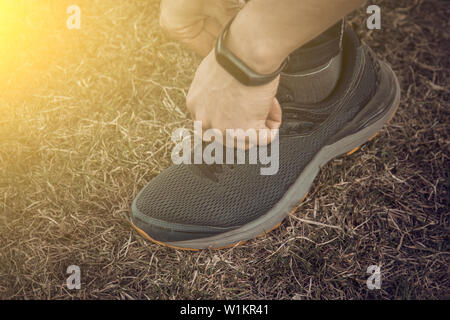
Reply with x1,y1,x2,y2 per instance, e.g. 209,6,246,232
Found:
0,0,448,299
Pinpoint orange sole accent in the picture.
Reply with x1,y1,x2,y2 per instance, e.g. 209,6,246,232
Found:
346,130,382,155
213,241,247,250
368,132,379,141
288,191,309,216
131,221,200,251
257,222,282,239
346,147,360,156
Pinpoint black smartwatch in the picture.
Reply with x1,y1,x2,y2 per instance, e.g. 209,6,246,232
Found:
215,18,289,87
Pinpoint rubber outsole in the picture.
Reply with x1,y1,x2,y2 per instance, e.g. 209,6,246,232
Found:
132,61,401,250
131,191,310,251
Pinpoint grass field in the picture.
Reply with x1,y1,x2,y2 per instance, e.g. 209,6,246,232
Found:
0,0,448,299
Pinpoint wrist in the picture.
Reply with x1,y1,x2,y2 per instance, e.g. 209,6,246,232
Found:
225,11,289,74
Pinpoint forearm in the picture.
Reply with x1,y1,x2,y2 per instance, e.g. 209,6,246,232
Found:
227,0,365,73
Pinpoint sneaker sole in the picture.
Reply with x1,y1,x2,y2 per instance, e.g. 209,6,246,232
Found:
132,61,401,250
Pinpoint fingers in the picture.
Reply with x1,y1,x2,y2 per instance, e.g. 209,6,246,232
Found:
160,16,217,56
227,99,281,149
204,0,243,27
220,124,279,150
188,94,281,149
185,28,217,56
190,110,278,149
203,17,223,38
159,0,243,56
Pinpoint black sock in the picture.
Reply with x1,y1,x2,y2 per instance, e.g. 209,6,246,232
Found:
281,20,345,104
286,21,344,73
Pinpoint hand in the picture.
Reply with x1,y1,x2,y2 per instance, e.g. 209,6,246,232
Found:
160,0,245,56
186,50,282,147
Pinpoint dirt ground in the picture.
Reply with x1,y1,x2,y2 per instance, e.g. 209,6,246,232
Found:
0,0,448,299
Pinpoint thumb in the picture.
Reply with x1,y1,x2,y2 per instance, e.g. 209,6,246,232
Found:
265,97,282,131
256,98,282,146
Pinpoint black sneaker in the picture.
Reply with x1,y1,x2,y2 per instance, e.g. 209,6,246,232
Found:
130,27,401,250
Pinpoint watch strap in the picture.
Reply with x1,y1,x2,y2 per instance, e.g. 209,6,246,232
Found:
215,18,289,87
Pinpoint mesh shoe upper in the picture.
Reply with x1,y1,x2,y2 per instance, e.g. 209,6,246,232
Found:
133,28,379,230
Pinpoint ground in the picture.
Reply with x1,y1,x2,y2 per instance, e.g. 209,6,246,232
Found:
0,0,448,299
